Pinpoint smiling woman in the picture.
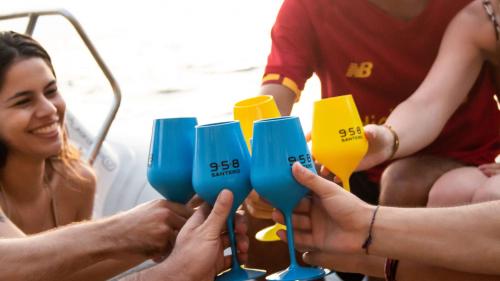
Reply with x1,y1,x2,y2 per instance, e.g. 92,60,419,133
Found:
0,31,96,236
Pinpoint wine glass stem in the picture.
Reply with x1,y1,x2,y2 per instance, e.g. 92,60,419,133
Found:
284,212,299,267
227,214,242,270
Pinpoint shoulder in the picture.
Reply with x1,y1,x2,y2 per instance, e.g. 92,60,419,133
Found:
453,1,498,55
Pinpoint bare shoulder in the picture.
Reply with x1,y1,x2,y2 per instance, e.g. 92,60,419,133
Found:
452,0,499,59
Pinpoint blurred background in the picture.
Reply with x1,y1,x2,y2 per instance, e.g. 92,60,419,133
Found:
1,0,321,147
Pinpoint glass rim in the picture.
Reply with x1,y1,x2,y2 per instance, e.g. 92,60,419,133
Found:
234,95,274,108
314,94,353,104
253,116,297,124
153,116,198,122
196,120,239,128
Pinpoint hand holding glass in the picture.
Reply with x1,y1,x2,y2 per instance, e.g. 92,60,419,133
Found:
192,121,266,281
312,95,368,192
251,116,329,281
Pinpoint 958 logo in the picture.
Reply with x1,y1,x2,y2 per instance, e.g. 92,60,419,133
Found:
210,159,241,177
287,154,313,168
339,126,363,142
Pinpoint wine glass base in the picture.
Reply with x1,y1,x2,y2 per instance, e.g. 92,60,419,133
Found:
216,266,267,281
266,265,330,281
255,223,286,242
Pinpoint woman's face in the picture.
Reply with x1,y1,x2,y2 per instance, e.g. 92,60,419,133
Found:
0,57,65,160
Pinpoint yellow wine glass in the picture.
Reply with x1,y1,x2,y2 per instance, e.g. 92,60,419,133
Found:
311,95,368,192
233,95,285,242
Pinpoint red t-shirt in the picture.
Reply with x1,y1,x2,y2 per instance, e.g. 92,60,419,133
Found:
263,0,500,182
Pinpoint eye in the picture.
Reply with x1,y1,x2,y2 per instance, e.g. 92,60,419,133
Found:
13,98,31,106
45,88,59,98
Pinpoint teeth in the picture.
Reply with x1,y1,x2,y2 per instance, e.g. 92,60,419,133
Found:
33,123,59,134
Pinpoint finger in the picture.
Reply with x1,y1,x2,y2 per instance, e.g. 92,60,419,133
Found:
234,212,248,234
182,202,210,230
333,175,342,184
163,209,190,230
272,210,285,225
293,230,317,252
203,190,234,235
186,194,205,208
162,200,194,219
290,214,312,231
305,131,312,142
235,233,249,254
320,166,331,177
294,197,312,213
276,229,315,252
363,124,378,141
292,162,343,199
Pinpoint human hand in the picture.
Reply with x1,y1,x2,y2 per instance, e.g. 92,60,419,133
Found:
307,124,393,178
110,199,194,259
244,190,274,219
355,124,395,171
159,190,249,281
479,162,500,177
272,162,374,255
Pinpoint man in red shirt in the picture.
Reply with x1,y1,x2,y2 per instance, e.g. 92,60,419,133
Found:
245,0,500,280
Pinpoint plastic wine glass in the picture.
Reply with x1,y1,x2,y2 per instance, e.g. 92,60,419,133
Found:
192,121,266,281
312,95,368,192
234,95,285,242
147,117,197,203
250,116,330,281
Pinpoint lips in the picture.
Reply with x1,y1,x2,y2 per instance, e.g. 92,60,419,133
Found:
31,122,60,137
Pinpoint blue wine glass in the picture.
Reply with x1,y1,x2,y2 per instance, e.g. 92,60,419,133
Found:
192,121,266,281
147,117,197,204
250,116,330,281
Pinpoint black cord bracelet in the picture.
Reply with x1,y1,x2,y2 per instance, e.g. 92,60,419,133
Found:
361,205,380,255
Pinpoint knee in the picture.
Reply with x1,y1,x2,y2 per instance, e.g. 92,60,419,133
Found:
379,159,428,206
427,167,483,207
472,175,500,203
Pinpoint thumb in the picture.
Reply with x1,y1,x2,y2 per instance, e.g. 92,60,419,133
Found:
203,189,233,234
292,162,342,199
363,124,378,142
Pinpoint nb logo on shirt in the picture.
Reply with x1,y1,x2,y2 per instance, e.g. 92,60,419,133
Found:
346,62,373,78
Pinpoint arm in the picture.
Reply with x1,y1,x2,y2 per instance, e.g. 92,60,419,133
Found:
260,84,296,116
0,218,126,280
121,190,249,281
371,201,500,275
303,252,500,281
66,199,193,281
360,1,493,169
0,199,189,280
280,163,500,275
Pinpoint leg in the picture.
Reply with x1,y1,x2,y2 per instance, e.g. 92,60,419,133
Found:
427,167,486,207
379,155,463,207
472,174,500,203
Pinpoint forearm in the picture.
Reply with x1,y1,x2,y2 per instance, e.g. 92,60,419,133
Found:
0,219,122,280
260,84,295,116
370,201,500,274
65,256,145,281
119,258,185,281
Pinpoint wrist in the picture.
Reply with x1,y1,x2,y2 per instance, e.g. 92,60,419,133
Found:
382,124,399,161
351,204,377,255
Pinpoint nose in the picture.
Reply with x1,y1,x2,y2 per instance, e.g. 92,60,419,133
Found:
34,95,58,118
